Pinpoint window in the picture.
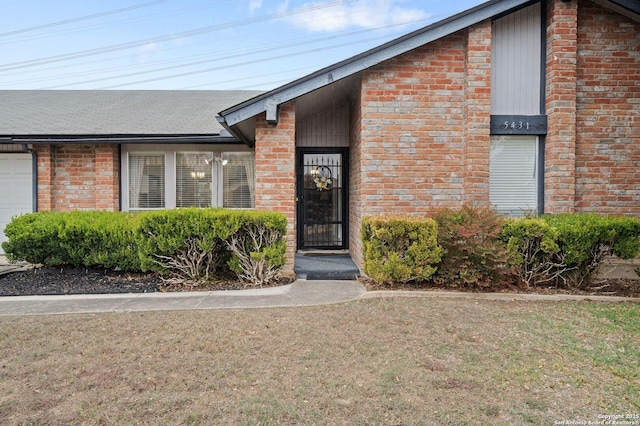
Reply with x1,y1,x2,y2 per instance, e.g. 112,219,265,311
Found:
122,146,255,211
489,136,539,216
128,153,165,210
176,153,213,208
223,152,255,209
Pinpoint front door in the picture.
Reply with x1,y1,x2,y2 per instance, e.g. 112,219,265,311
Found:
297,149,347,249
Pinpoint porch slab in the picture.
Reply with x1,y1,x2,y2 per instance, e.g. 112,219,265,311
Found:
294,252,360,280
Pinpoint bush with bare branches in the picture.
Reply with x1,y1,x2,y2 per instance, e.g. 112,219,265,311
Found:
136,208,287,287
501,214,640,289
220,211,287,287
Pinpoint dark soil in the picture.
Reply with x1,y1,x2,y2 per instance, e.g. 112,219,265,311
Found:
2,268,638,298
0,268,293,296
0,269,163,296
360,276,640,298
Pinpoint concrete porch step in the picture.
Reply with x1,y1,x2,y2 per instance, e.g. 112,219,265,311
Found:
294,252,360,281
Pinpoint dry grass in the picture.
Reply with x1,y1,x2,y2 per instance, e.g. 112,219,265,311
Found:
1,298,638,425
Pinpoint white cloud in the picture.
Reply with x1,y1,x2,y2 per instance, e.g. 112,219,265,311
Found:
249,0,263,14
288,0,430,32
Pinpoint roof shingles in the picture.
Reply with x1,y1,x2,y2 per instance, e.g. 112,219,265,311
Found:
0,90,263,136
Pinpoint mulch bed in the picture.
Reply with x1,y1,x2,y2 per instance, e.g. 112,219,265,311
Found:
359,277,640,299
0,268,290,296
0,269,163,296
1,268,638,298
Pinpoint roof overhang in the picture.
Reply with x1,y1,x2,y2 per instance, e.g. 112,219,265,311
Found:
217,0,534,136
593,0,640,22
1,134,243,144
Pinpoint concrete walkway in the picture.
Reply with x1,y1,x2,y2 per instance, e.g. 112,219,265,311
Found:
1,280,638,317
0,280,367,316
1,255,638,316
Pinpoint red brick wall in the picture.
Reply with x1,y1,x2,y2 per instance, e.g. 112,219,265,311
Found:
95,145,120,211
463,21,492,206
545,0,578,213
34,144,119,212
254,101,297,272
349,79,363,268
359,32,467,217
574,1,640,215
35,145,55,211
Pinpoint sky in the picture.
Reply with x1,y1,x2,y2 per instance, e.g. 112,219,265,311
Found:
0,0,486,91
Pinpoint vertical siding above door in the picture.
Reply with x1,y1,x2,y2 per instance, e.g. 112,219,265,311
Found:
296,103,350,148
491,2,542,115
0,144,26,152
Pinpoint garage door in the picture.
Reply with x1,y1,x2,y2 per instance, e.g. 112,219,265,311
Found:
0,154,33,254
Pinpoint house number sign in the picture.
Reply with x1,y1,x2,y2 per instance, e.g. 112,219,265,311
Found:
490,115,547,135
503,120,530,130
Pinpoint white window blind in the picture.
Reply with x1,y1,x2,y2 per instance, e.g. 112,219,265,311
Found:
176,153,213,208
490,136,538,216
223,152,255,209
128,153,165,210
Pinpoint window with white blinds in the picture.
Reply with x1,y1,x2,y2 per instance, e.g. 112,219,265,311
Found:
176,153,213,208
489,136,538,216
122,147,255,211
223,152,255,209
128,153,165,210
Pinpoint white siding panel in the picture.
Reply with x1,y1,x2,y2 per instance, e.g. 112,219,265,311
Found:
0,154,33,254
491,3,542,115
296,104,349,147
0,144,25,152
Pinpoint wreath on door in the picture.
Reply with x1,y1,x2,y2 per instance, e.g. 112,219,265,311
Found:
313,166,332,191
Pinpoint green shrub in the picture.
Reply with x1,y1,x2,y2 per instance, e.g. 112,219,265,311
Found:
432,206,511,288
4,208,288,285
136,208,231,281
501,217,563,287
220,210,287,287
2,211,140,270
501,214,640,288
361,215,443,284
58,211,140,270
2,212,66,266
136,208,287,286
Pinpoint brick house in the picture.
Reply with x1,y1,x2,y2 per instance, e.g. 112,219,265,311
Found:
0,90,263,253
1,0,638,274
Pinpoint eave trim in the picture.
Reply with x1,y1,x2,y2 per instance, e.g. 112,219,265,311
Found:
2,134,243,144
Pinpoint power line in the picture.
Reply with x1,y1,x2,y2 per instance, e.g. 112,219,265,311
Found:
0,1,238,46
0,0,357,72
179,65,317,89
44,18,430,89
97,32,399,89
0,0,170,38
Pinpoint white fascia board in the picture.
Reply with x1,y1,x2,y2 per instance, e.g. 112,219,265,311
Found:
218,0,531,128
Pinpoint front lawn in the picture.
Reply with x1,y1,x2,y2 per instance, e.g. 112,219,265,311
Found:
1,298,638,425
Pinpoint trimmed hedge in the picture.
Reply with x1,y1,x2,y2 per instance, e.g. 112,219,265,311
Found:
221,210,288,286
136,208,287,285
2,211,140,270
136,208,231,278
3,208,288,286
501,213,640,287
361,215,443,284
361,210,640,288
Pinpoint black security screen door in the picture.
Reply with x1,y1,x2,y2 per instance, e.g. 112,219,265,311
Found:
297,149,347,249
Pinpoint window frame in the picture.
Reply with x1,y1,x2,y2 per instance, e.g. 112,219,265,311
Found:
126,151,166,211
222,151,255,209
489,135,541,217
121,144,254,211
